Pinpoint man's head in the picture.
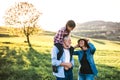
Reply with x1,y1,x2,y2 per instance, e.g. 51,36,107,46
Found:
66,20,76,32
77,39,89,48
63,35,71,48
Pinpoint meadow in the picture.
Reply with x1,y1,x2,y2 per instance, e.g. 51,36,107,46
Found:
0,33,120,80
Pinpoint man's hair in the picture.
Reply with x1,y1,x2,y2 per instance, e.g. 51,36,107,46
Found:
63,35,70,41
77,39,89,48
66,20,76,28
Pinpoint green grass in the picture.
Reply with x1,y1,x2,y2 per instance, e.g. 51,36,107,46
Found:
0,34,120,80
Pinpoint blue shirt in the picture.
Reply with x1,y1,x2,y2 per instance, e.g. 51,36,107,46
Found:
74,43,98,76
51,46,74,78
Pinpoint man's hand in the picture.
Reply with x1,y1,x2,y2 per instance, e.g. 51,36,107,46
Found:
65,63,72,68
60,62,72,70
64,67,69,70
64,63,72,70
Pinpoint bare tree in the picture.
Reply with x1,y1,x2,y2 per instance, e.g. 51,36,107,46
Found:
4,2,41,47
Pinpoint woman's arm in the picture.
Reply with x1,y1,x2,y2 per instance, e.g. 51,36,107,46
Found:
88,43,96,54
74,51,79,55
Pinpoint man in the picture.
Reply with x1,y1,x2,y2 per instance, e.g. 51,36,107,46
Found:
51,35,74,80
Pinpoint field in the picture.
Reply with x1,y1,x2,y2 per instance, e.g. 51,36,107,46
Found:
0,33,120,80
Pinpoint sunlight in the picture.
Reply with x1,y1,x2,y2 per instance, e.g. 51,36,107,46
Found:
0,0,120,31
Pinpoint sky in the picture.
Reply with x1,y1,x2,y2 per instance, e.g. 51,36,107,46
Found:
0,0,120,32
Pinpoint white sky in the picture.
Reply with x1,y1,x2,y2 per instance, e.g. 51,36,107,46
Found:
0,0,120,32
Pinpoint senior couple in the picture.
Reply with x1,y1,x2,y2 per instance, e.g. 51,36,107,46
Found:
51,35,98,80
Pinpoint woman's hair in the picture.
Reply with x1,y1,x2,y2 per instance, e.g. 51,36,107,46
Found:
77,38,89,48
66,20,76,28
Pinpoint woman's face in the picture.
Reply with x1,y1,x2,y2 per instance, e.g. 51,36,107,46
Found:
78,40,85,47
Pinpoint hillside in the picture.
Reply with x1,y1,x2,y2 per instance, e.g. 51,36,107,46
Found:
0,31,120,80
0,26,55,37
72,20,120,41
0,26,120,80
0,27,10,37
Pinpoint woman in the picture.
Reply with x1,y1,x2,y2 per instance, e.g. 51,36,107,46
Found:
74,39,98,80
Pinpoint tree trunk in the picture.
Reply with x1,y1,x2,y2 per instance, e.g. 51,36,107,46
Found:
23,26,32,48
26,34,31,48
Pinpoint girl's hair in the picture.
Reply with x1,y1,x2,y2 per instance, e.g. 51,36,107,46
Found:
77,39,89,48
66,20,76,28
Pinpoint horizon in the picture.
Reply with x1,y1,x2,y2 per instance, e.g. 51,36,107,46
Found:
41,20,120,32
0,0,120,32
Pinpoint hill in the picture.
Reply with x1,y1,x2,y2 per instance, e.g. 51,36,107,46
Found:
72,20,120,41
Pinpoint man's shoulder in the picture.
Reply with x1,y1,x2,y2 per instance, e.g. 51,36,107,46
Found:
52,45,59,51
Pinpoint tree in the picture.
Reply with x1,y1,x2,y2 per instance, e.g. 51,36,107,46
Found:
4,2,41,47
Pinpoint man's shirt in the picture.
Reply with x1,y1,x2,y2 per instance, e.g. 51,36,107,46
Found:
64,48,70,63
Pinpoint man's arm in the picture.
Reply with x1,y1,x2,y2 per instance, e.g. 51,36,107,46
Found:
51,46,62,66
70,56,74,68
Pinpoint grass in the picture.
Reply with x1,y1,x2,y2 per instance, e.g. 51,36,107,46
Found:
0,34,120,80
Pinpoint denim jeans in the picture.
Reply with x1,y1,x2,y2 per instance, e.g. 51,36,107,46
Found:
56,69,73,80
56,77,65,80
78,73,94,80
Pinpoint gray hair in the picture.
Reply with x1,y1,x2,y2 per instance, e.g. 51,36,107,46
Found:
63,35,70,41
